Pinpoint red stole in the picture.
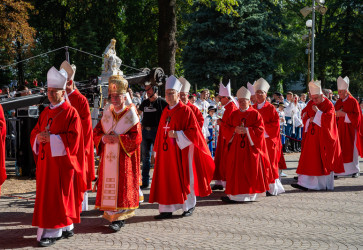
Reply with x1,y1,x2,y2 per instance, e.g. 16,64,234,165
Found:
0,104,6,195
30,101,86,228
68,89,95,190
214,101,238,180
149,101,215,205
297,98,344,175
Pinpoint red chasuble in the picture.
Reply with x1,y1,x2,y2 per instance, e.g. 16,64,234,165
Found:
149,101,215,205
93,106,142,210
335,95,363,162
186,101,204,128
297,98,344,176
213,101,238,180
0,104,6,195
252,101,285,180
68,89,95,190
30,101,86,228
358,115,363,157
223,108,271,195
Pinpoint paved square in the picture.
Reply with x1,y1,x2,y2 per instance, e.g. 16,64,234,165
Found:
1,154,362,249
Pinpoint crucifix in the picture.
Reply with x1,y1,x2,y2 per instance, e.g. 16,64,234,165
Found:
163,116,171,151
163,116,171,135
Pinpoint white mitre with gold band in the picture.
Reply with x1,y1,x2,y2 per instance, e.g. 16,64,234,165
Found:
237,86,251,100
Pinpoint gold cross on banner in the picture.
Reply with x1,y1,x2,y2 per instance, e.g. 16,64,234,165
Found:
106,151,117,163
124,114,134,124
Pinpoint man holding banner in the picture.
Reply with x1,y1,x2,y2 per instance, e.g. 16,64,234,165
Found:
93,74,142,232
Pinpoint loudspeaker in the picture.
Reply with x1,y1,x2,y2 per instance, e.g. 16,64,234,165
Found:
16,117,38,177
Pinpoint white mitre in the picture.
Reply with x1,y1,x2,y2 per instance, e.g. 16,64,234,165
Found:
179,77,191,93
308,80,323,95
60,61,76,81
247,82,255,95
219,81,231,97
125,92,132,106
337,76,349,90
254,78,270,93
166,75,182,92
47,67,67,89
237,86,251,100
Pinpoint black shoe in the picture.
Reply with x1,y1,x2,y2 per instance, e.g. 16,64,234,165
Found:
293,176,298,181
211,184,224,190
38,238,57,247
291,183,308,191
140,184,149,190
154,212,172,220
182,207,195,217
352,172,360,178
108,220,125,232
221,196,237,204
61,229,74,239
266,191,274,197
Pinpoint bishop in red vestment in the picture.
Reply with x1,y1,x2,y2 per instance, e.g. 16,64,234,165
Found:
30,67,86,247
61,61,95,210
253,78,285,196
149,76,215,219
0,104,6,195
125,93,144,203
334,76,362,177
221,87,271,203
213,82,238,190
93,75,142,232
292,80,344,191
179,77,204,129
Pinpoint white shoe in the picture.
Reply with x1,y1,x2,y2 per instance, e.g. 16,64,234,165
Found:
280,172,288,177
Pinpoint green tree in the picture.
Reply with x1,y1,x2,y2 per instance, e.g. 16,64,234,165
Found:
182,0,278,92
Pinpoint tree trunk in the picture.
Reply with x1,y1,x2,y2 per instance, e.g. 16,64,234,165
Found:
341,5,351,77
158,0,177,76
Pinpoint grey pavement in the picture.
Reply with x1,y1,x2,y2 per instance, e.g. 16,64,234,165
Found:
1,153,363,249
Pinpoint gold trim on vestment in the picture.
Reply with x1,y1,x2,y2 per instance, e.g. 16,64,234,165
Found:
102,210,135,222
95,205,139,210
118,136,131,157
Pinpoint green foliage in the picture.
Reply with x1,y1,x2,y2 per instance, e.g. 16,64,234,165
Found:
182,0,279,92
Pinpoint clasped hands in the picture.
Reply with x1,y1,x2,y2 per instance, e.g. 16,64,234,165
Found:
235,126,247,135
37,131,50,143
103,134,119,144
335,109,346,117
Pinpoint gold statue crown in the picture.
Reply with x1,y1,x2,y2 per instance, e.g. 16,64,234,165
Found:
108,74,128,94
111,38,116,44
